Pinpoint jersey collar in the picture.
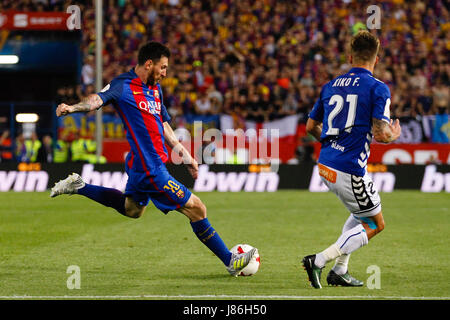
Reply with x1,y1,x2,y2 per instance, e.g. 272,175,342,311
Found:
349,67,372,76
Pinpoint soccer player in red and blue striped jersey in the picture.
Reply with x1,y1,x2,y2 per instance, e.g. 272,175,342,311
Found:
52,42,257,276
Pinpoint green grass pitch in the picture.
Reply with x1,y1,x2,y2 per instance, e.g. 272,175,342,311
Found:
0,191,448,300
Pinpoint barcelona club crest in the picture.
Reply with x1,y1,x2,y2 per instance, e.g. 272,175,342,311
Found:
154,89,159,99
176,189,185,199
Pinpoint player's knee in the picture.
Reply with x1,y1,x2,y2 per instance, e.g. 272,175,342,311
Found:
130,211,143,219
184,194,207,221
192,197,207,221
124,197,145,219
124,203,144,218
125,208,143,219
368,218,384,237
377,219,385,233
197,200,207,219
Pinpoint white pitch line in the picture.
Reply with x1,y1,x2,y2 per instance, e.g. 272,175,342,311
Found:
0,295,448,300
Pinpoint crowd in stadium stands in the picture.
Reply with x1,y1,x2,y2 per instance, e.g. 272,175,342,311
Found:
84,0,448,127
0,0,448,163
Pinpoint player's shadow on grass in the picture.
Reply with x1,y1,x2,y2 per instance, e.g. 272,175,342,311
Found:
161,273,232,280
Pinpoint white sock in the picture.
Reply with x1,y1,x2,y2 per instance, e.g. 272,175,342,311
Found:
331,215,360,275
315,244,341,268
332,254,351,275
335,224,368,255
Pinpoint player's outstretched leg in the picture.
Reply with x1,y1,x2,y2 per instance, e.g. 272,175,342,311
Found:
227,247,258,277
179,193,258,276
50,173,127,215
50,173,85,197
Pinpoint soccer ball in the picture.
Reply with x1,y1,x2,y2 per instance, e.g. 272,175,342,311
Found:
230,244,260,276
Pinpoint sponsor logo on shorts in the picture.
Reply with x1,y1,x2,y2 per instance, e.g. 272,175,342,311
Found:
318,163,337,183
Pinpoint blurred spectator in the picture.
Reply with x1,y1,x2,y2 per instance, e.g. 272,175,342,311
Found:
295,135,316,163
81,55,95,86
207,84,223,110
281,86,299,116
55,85,80,106
0,130,13,162
13,131,41,163
54,131,70,163
36,134,53,163
123,16,146,39
431,79,450,143
65,85,79,105
70,131,86,162
432,79,449,115
416,88,434,116
55,86,67,105
194,91,213,115
24,132,42,163
409,68,428,91
71,131,107,164
15,132,27,162
246,92,262,122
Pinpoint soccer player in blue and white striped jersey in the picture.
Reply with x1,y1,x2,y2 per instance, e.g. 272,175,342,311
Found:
302,31,401,288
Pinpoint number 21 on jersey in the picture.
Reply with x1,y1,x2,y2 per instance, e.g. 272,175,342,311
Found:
326,94,358,135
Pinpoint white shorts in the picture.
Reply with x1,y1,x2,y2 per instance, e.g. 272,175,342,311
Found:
317,163,382,218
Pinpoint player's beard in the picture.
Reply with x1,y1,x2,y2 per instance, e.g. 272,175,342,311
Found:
147,68,159,86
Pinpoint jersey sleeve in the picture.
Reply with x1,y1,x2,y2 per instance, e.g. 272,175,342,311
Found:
158,85,171,123
97,78,123,106
372,82,391,123
161,104,171,123
308,88,324,122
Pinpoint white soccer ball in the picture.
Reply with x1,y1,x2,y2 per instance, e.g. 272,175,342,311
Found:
230,244,260,276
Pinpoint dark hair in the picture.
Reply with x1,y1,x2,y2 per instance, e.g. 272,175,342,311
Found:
137,41,171,65
350,31,380,63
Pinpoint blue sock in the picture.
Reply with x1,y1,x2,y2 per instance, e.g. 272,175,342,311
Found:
190,218,232,266
77,184,126,215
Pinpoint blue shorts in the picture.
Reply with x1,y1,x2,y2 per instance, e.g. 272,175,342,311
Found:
124,165,191,214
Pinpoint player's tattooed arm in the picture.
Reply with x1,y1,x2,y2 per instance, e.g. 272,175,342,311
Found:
56,94,104,116
72,94,104,112
372,118,402,143
306,118,323,141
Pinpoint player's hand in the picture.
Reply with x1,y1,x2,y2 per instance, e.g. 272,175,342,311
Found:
186,158,199,179
56,103,74,117
389,119,402,141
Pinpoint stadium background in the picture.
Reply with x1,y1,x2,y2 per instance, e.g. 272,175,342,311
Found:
0,0,449,304
0,0,448,170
